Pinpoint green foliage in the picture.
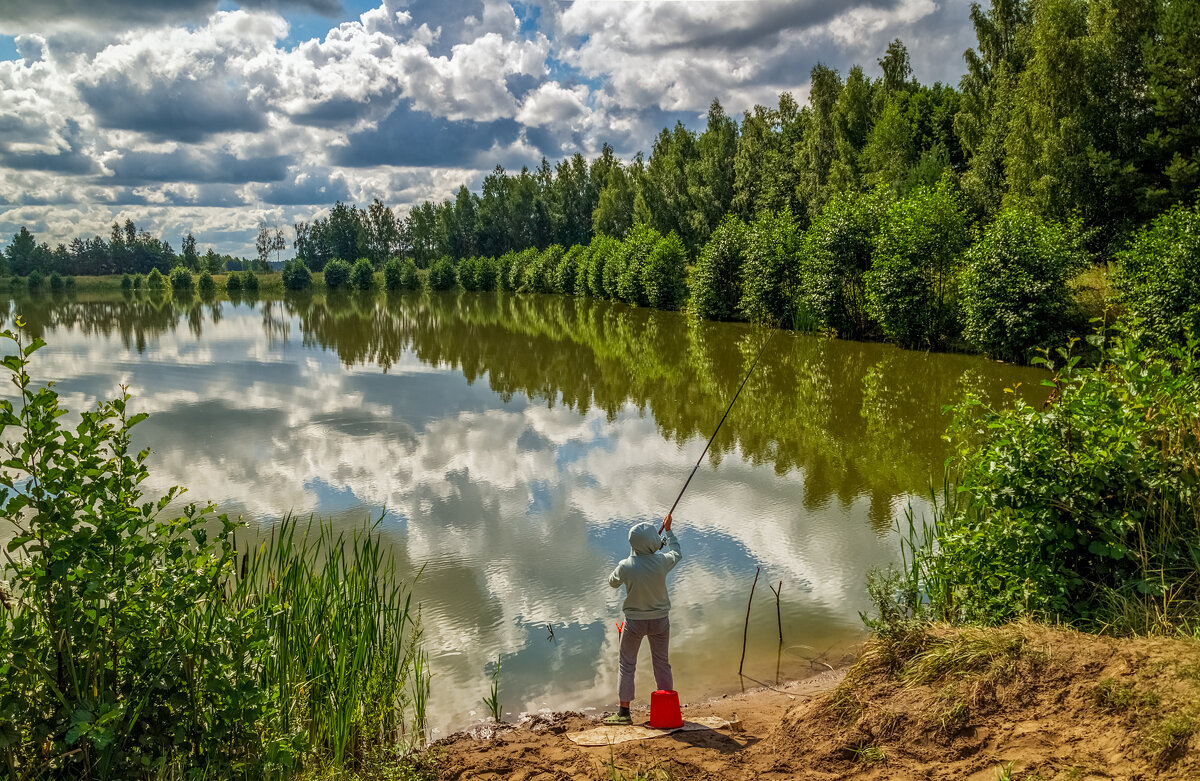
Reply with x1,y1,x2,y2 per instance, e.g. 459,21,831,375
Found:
324,258,352,291
457,256,481,291
927,329,1200,627
428,257,457,291
48,271,65,293
282,258,313,291
583,235,619,298
1114,201,1200,346
27,269,44,290
800,188,893,338
225,271,243,293
961,208,1086,361
0,328,427,778
147,267,165,289
481,656,502,722
553,245,585,295
120,272,133,291
398,259,422,291
615,224,661,305
689,215,747,321
64,276,75,292
739,208,801,325
383,257,404,292
197,270,216,296
474,256,499,292
242,270,260,294
865,181,968,348
350,258,375,291
169,265,194,291
522,245,561,294
641,231,689,310
132,273,145,291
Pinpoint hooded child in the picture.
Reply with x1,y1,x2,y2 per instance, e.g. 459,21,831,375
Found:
604,512,681,725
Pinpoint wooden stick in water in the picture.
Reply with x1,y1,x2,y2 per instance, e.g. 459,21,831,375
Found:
769,580,783,645
739,567,761,676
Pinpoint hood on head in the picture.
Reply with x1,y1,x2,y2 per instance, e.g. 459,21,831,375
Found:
628,522,661,555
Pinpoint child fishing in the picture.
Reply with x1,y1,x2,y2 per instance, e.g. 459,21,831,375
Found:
604,511,681,725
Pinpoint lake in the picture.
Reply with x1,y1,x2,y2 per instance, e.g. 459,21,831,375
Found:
2,290,1047,737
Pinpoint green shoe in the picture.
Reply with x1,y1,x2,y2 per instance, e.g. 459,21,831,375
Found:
603,713,633,726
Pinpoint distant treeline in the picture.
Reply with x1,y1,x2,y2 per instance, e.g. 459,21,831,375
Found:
1,219,256,278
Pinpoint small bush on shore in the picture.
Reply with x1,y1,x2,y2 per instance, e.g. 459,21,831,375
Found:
225,271,243,292
147,267,165,289
324,258,351,291
120,272,133,291
197,270,216,296
27,269,44,290
350,258,375,291
169,265,193,291
48,271,65,293
282,258,312,291
689,215,748,321
641,231,688,310
428,257,457,291
1114,200,1200,347
383,257,404,291
242,270,259,294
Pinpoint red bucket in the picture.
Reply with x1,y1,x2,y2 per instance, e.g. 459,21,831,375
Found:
648,689,683,729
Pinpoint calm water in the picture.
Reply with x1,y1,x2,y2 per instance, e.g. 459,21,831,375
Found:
3,290,1046,736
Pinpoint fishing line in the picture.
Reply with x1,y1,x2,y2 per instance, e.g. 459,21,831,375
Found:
659,326,777,534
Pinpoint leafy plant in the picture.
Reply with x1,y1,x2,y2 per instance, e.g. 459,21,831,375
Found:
554,245,585,295
865,180,968,349
120,272,133,291
641,231,688,310
799,187,892,338
48,271,65,293
961,208,1087,362
197,270,216,297
242,270,260,294
283,258,313,291
324,258,352,291
26,269,44,290
739,207,801,325
615,224,660,305
1114,199,1200,347
482,656,502,722
383,257,405,292
398,259,422,291
225,270,243,292
147,267,166,289
689,214,747,321
428,257,457,291
169,265,194,291
350,258,375,291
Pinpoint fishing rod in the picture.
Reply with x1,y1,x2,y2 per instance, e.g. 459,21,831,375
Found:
659,326,777,535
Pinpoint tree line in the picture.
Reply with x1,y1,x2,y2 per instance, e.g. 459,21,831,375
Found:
2,220,255,278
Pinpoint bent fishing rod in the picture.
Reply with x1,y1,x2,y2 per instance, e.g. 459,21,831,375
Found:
659,326,777,535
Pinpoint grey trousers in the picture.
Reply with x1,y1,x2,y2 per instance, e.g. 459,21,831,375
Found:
618,616,672,703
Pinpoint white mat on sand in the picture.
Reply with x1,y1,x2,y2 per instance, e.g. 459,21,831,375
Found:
567,716,732,746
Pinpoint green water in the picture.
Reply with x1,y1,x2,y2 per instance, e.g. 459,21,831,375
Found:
3,290,1046,736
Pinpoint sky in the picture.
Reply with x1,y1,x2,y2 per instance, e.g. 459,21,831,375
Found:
0,0,980,256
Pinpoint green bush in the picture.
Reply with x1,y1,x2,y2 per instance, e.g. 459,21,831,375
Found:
1114,201,1200,346
586,235,621,298
496,251,517,291
48,271,64,292
505,248,536,292
132,273,145,290
197,270,216,296
27,269,43,290
800,188,892,339
242,270,259,294
64,275,75,292
147,267,166,289
615,225,660,305
457,256,480,291
739,208,801,325
324,258,351,290
428,257,457,291
383,257,403,291
350,258,374,291
169,266,194,291
282,258,312,291
224,271,243,293
864,181,968,349
961,208,1086,362
120,272,133,291
475,256,499,292
642,232,689,310
399,258,422,291
522,245,561,294
689,215,747,320
923,329,1200,628
553,245,585,296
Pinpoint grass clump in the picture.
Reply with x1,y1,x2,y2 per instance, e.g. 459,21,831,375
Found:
1147,711,1198,765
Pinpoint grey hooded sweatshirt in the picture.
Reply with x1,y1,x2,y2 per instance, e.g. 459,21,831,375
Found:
608,522,682,620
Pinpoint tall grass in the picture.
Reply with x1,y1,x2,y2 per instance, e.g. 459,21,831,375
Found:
234,517,426,766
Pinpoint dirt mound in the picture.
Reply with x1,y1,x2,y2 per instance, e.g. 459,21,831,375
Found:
428,624,1200,780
